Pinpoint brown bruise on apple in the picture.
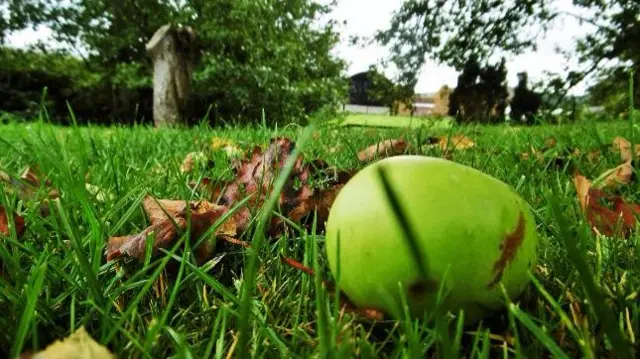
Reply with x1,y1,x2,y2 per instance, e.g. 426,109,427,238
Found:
487,212,526,289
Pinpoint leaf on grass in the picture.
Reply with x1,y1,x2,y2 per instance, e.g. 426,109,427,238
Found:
1,166,59,201
200,137,354,237
430,134,476,152
593,161,634,189
573,173,640,237
19,326,116,359
106,196,233,261
180,151,208,173
0,205,25,237
611,136,640,163
211,137,243,158
357,139,410,162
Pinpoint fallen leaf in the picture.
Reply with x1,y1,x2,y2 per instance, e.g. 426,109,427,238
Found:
0,205,25,237
180,151,207,173
573,173,640,237
432,134,476,151
357,139,410,162
202,137,354,237
19,326,116,359
110,137,355,262
106,196,233,261
1,166,59,201
612,136,640,163
593,161,634,189
211,137,243,158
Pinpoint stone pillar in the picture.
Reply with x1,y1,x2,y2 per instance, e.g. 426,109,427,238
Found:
146,23,198,127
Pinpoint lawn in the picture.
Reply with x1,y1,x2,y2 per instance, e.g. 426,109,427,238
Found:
337,113,454,130
0,117,638,358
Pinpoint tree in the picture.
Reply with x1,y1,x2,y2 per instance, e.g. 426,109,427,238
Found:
510,72,542,124
1,0,348,125
448,56,509,123
375,0,640,112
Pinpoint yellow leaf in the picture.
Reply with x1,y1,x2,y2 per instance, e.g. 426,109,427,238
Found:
24,326,116,359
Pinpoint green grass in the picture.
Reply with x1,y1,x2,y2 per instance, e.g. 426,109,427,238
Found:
0,116,638,358
337,113,454,129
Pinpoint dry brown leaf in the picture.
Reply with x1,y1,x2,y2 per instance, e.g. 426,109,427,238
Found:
434,134,476,151
611,136,640,163
110,137,356,263
573,173,640,237
357,139,410,162
594,161,634,189
180,151,207,173
0,205,25,237
200,137,354,237
106,196,232,261
19,326,116,359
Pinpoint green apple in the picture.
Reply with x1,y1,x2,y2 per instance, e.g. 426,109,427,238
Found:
324,155,539,324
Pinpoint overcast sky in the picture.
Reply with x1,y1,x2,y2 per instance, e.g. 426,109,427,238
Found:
6,0,595,95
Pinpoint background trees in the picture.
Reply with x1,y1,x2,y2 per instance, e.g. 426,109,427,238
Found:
376,0,640,123
0,0,348,125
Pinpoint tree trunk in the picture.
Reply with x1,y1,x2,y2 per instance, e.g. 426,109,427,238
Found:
146,23,198,127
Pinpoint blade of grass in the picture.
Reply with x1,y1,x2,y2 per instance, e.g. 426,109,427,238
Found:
547,190,633,358
235,123,316,358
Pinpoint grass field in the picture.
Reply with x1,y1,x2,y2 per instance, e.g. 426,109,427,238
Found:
0,116,639,358
336,113,454,129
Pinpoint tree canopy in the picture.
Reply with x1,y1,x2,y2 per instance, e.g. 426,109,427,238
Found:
0,0,348,125
376,0,640,111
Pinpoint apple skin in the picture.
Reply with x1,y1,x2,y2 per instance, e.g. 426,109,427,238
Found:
324,155,539,324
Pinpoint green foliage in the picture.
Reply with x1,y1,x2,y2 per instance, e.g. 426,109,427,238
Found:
360,67,415,115
448,56,509,124
376,0,640,113
587,68,639,117
1,0,348,125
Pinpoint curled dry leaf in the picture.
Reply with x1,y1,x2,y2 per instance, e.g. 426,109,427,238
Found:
358,134,476,163
201,137,354,237
106,196,234,261
573,173,640,237
180,151,208,173
19,326,116,359
113,137,354,262
612,136,640,163
593,161,634,189
357,139,410,162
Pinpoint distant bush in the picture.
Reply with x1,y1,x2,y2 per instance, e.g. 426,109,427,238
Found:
0,47,154,125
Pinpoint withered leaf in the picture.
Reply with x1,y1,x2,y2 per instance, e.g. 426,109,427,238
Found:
573,174,640,237
0,205,25,237
19,326,116,359
106,196,232,261
593,161,634,189
430,134,476,152
180,151,207,173
612,136,640,163
203,137,353,237
357,139,410,162
211,137,243,158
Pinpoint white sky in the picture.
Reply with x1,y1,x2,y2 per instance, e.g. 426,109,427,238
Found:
324,0,596,95
6,0,596,96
